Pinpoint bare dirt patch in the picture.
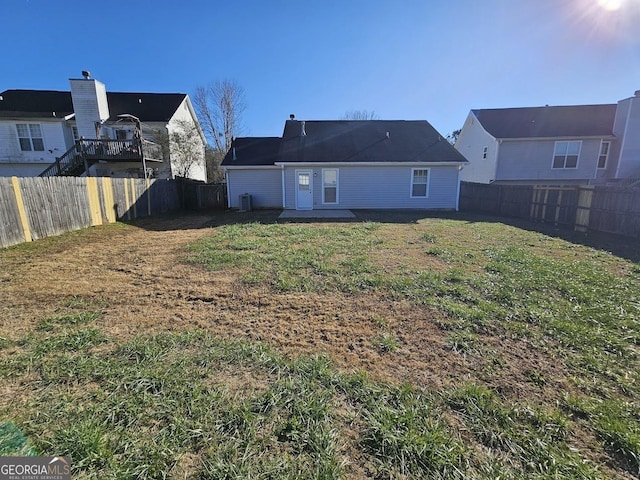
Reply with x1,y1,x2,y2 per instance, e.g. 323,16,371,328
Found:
0,213,574,405
2,211,635,479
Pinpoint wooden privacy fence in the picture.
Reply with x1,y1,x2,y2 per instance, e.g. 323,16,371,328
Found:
180,179,227,210
0,176,180,248
459,182,640,239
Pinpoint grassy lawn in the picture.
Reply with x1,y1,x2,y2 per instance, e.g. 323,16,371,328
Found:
0,211,638,478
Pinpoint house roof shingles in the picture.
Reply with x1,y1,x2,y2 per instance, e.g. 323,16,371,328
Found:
0,90,75,118
473,104,617,139
223,120,467,166
105,92,186,122
0,89,187,122
221,137,282,166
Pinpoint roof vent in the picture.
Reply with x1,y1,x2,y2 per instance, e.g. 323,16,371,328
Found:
290,114,295,120
386,131,390,139
81,70,91,79
138,98,142,103
232,147,237,162
301,121,306,136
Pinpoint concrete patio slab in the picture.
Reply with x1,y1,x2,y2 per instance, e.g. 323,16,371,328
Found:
278,209,356,219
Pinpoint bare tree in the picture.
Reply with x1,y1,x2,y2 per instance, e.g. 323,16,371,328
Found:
151,119,204,179
169,120,205,178
341,109,379,120
193,80,246,183
205,146,225,183
193,80,246,153
446,129,462,145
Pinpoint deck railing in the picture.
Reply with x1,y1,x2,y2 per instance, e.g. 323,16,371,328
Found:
40,138,161,177
39,143,84,177
81,139,143,161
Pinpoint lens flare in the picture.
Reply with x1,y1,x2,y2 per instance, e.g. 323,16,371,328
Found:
597,0,624,10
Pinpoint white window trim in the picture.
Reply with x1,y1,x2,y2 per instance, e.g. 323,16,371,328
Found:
410,167,430,198
597,140,610,169
322,168,339,204
16,123,45,152
551,140,581,169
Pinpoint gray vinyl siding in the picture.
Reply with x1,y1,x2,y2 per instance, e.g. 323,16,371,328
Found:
226,168,282,208
495,139,602,184
283,165,459,210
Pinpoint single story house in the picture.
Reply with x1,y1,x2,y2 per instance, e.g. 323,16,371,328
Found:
0,72,206,180
455,90,640,185
222,118,468,211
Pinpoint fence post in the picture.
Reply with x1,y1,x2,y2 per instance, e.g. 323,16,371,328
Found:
575,186,594,233
530,187,541,221
86,177,103,226
10,177,32,243
554,190,564,225
147,177,152,216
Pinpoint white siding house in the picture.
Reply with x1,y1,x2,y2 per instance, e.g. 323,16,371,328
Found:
0,73,206,181
223,120,467,211
0,119,71,176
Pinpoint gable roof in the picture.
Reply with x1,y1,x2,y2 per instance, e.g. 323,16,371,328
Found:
221,137,282,166
473,104,617,139
0,90,74,118
223,120,467,167
105,92,187,122
0,89,187,122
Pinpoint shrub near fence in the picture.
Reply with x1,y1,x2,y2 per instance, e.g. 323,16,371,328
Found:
0,176,180,248
459,181,640,239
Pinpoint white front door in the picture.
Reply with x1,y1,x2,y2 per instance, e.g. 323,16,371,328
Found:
296,170,313,210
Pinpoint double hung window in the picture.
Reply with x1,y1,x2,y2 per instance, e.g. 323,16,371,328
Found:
17,124,44,151
322,169,338,204
411,169,429,197
552,141,581,169
598,141,610,169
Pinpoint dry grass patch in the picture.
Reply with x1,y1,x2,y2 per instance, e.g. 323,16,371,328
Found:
0,210,639,478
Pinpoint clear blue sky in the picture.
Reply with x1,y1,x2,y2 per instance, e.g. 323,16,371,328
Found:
2,0,639,139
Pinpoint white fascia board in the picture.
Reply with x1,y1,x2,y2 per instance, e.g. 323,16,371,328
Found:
182,95,207,144
222,165,281,170
498,135,616,142
0,116,66,123
274,161,466,167
167,96,207,144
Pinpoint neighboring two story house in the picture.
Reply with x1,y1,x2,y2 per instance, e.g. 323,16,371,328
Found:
455,90,640,185
0,73,206,180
